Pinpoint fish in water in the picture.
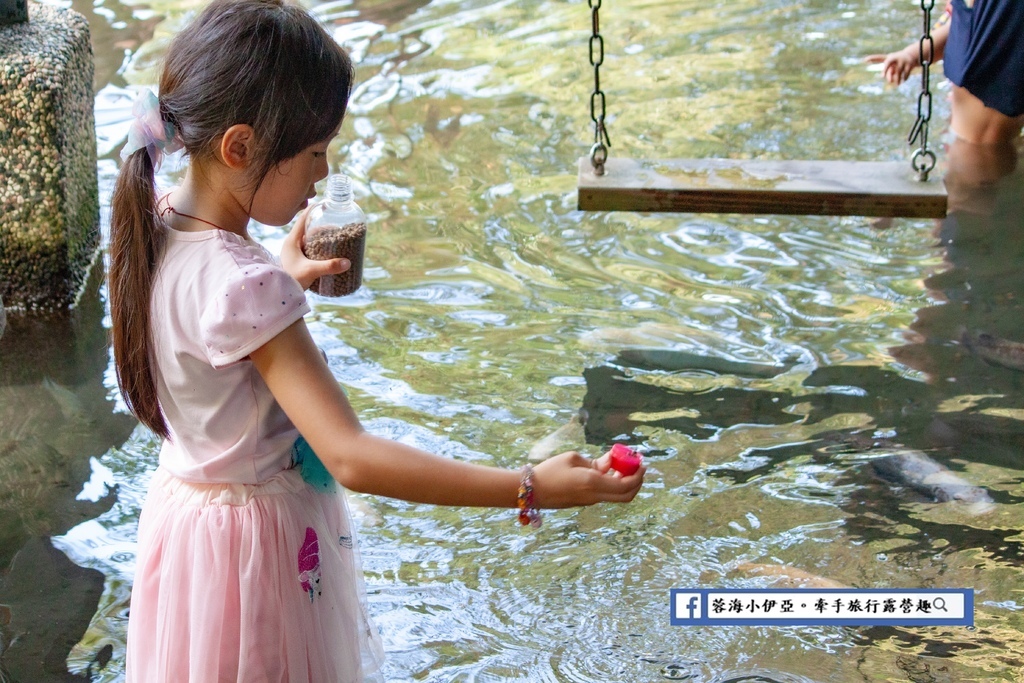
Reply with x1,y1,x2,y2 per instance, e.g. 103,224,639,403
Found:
870,450,994,514
731,562,847,589
85,643,114,677
960,329,1024,372
528,409,587,462
614,348,795,378
577,322,704,350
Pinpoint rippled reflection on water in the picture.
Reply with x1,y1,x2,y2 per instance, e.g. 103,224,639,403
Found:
3,0,1024,680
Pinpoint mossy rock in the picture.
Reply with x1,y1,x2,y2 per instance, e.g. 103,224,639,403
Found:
0,2,99,313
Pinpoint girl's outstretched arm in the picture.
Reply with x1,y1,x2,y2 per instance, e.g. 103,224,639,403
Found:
251,320,645,508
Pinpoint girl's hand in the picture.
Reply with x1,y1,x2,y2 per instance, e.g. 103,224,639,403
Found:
531,450,645,508
281,207,350,290
865,46,920,86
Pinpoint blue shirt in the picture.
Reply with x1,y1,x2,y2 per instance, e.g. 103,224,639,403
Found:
944,0,1024,117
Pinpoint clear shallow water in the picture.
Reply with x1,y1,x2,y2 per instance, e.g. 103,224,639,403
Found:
2,0,1024,680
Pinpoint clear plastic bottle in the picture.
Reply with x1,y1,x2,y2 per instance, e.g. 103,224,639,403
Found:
302,173,367,296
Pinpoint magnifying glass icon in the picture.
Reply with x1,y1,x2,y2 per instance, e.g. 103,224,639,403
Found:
934,597,948,613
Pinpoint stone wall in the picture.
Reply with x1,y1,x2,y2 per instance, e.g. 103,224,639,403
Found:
0,2,98,313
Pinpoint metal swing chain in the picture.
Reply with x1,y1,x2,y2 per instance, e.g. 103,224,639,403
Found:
588,0,611,175
908,0,937,181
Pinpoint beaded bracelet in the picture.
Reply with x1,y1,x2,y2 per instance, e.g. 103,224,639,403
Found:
517,464,542,528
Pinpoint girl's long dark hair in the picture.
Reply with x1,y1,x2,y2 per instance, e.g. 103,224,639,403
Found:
109,0,354,438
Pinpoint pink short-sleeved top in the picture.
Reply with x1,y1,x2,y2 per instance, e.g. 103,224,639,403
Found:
150,227,310,484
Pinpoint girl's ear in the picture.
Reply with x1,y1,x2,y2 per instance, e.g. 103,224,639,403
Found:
219,124,255,169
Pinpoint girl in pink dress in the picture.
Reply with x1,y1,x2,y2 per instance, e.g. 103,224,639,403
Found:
109,1,645,680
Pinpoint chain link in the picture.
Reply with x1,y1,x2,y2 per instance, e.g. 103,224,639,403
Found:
586,2,937,180
908,0,936,181
588,0,610,175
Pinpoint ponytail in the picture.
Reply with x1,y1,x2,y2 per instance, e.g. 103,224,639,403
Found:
108,0,356,440
109,149,169,439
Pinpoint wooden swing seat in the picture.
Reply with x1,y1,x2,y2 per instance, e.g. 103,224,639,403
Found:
577,156,948,218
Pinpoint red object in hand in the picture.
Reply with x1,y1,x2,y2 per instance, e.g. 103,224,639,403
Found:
608,443,642,476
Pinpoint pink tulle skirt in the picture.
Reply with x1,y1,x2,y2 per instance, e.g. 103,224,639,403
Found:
126,467,384,683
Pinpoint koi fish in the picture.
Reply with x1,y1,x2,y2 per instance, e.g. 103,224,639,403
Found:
297,527,322,602
577,322,692,349
614,348,795,377
870,450,995,515
85,643,114,678
528,409,587,462
733,562,847,589
960,329,1024,372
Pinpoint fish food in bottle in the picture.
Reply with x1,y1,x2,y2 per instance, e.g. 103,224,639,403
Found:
303,173,367,296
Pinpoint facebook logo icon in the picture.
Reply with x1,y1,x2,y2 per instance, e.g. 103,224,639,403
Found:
672,591,703,623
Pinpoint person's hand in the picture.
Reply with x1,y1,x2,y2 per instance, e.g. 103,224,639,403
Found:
865,46,920,85
531,450,645,508
281,207,350,290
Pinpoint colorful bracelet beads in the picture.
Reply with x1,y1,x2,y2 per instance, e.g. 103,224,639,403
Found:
517,464,542,528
